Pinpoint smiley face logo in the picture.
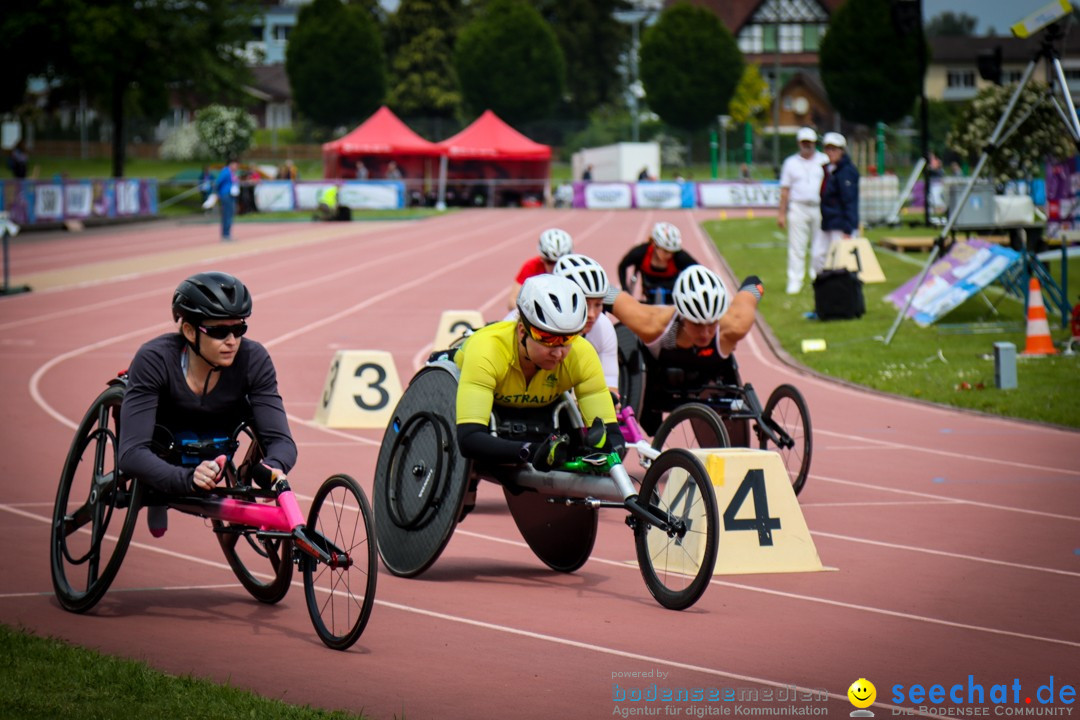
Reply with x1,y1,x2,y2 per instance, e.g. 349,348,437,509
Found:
848,678,876,709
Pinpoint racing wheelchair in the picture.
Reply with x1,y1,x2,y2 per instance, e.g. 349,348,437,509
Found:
49,373,377,650
616,325,812,496
372,359,721,611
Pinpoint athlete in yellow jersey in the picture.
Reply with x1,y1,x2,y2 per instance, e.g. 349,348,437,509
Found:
455,274,622,470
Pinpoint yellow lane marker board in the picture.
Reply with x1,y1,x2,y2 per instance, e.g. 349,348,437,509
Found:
314,350,403,429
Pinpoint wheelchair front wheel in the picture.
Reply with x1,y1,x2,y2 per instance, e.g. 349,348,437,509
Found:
634,448,718,610
51,383,141,613
651,403,731,455
759,384,812,496
303,474,378,651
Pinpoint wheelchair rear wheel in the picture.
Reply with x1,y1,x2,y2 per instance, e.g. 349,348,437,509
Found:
634,448,718,610
51,383,141,613
615,324,646,415
303,474,378,651
651,403,731,455
214,427,294,603
758,384,812,496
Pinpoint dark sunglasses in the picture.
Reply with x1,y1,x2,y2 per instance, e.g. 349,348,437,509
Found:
526,324,578,347
199,322,248,340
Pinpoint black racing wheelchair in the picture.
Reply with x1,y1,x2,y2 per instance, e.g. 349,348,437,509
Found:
372,358,722,611
616,325,813,496
50,373,377,650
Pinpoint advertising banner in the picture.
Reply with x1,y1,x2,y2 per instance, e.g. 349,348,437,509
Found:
886,239,1021,326
633,182,685,209
697,182,780,208
339,181,403,209
577,182,633,209
295,182,336,210
254,181,296,212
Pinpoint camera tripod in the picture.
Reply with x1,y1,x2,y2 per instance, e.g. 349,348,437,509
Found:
884,21,1080,344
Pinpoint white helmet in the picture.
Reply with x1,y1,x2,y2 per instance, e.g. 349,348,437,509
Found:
517,274,587,335
673,266,728,325
538,228,573,262
650,222,682,252
553,253,609,299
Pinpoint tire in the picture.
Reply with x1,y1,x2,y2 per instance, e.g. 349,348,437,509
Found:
213,429,294,603
759,384,813,496
633,448,719,610
615,324,646,415
303,474,378,651
50,384,140,613
651,403,731,455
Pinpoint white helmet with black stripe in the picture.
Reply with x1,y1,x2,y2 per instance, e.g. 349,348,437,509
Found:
650,221,682,252
517,274,587,335
553,253,609,299
538,228,573,262
673,266,728,324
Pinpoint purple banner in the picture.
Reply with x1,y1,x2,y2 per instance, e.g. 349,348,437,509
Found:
886,239,1021,327
0,179,159,225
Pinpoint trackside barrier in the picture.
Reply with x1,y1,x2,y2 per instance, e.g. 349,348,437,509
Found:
651,448,826,576
432,310,485,351
824,237,887,284
314,350,403,429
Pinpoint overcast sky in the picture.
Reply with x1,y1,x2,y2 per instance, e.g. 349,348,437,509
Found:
921,0,1072,35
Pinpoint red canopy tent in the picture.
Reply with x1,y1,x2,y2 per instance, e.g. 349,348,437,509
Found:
322,106,444,180
435,110,551,207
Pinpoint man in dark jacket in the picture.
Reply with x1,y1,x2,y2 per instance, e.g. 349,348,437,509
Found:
818,132,859,278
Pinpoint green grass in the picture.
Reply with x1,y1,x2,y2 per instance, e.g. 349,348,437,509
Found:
705,217,1080,429
0,624,368,720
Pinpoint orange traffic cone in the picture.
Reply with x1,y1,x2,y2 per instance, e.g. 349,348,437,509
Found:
1022,278,1058,356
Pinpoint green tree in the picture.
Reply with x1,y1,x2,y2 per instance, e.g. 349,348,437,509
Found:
947,81,1075,183
454,0,565,124
0,0,62,115
820,0,923,126
287,0,387,130
387,0,462,118
638,3,744,132
925,11,978,37
19,0,256,177
534,0,631,120
195,105,257,161
727,64,771,128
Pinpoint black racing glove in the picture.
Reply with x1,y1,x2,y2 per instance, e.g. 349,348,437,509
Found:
584,417,627,459
739,275,764,301
529,433,570,471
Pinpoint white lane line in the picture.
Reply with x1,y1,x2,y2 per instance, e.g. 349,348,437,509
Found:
815,474,1080,522
809,530,1080,578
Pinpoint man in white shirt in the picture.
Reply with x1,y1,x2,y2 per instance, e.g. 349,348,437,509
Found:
778,127,828,295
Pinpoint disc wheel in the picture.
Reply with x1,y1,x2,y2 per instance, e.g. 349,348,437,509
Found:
759,384,812,496
51,384,141,613
634,448,719,610
303,474,378,651
651,403,731,455
213,429,294,603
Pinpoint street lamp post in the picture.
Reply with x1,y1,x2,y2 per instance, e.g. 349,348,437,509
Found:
615,2,661,144
719,115,731,178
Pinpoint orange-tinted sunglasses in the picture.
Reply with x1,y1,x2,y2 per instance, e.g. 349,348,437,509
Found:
526,324,578,347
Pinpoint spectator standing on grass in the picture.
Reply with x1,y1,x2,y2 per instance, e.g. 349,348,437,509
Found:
819,132,859,274
777,127,828,295
198,166,213,204
214,158,239,242
582,165,593,182
385,161,403,180
9,141,28,179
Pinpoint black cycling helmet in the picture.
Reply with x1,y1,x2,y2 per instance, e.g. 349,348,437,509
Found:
172,271,252,323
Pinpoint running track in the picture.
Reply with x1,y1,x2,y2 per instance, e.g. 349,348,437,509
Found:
1,211,1077,720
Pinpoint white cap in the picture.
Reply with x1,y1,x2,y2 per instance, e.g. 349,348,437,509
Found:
796,127,817,143
823,132,846,149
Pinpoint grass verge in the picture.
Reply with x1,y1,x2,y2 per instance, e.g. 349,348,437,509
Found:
704,217,1080,429
0,624,368,719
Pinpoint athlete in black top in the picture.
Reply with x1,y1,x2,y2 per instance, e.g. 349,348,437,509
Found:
118,272,296,496
617,221,698,305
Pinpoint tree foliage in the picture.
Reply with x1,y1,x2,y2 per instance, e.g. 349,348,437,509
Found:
819,0,923,126
195,105,257,161
387,0,462,118
925,12,978,37
454,0,565,124
534,0,631,120
6,0,257,176
947,81,1075,183
638,4,744,132
286,0,387,130
727,64,771,128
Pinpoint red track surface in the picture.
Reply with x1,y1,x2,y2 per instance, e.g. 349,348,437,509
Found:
1,210,1077,720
